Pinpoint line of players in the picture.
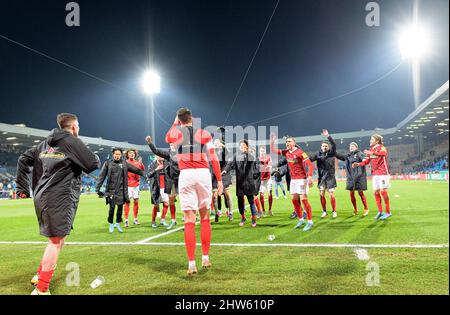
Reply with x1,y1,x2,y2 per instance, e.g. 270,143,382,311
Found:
97,127,392,234
18,110,394,293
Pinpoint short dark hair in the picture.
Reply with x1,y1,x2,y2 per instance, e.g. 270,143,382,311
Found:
177,108,192,124
239,139,249,147
57,113,78,129
112,148,123,154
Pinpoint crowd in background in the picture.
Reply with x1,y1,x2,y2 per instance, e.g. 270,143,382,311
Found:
1,139,449,200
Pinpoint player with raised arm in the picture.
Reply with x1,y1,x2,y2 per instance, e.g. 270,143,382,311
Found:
352,134,391,220
16,113,100,295
258,147,274,217
335,142,369,216
270,134,314,231
309,129,338,218
145,136,179,229
165,108,223,276
124,149,145,227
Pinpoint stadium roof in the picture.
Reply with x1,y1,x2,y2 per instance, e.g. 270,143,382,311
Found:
0,123,151,154
266,80,449,150
1,81,448,153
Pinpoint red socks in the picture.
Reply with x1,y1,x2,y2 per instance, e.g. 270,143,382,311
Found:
301,199,313,220
380,190,390,214
254,197,261,213
133,200,139,218
330,195,336,212
184,222,196,261
161,205,169,220
291,198,303,218
200,219,211,256
37,269,54,292
268,194,273,211
374,191,383,212
152,206,158,222
358,191,368,210
350,191,357,211
320,195,327,211
124,202,130,220
170,204,176,220
259,195,266,212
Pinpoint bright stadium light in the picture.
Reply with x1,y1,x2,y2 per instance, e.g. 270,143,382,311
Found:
141,70,161,95
398,25,429,60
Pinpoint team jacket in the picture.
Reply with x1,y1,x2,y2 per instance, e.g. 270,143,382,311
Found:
16,128,100,229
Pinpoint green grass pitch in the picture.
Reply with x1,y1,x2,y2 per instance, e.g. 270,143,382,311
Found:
0,180,448,295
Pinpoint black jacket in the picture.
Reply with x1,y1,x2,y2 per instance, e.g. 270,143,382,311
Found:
277,157,291,190
16,128,100,236
95,159,144,205
212,147,232,187
272,164,287,182
147,160,171,205
309,136,337,188
148,142,179,193
335,150,368,191
223,151,259,196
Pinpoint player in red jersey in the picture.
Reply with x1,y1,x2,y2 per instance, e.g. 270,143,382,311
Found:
258,147,273,217
165,108,223,275
352,134,392,220
124,149,145,227
270,134,315,231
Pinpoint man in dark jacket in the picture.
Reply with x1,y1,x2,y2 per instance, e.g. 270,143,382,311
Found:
96,148,145,233
335,142,369,216
147,156,172,228
309,129,338,218
212,139,233,222
271,165,287,199
145,135,179,229
222,140,259,228
16,113,100,295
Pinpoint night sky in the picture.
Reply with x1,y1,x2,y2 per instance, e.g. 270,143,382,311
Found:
0,0,448,147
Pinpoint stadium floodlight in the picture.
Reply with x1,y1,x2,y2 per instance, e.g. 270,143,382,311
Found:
141,70,161,95
399,25,429,60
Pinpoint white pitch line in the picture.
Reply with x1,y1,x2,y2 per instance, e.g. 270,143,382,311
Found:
135,226,184,243
0,241,448,249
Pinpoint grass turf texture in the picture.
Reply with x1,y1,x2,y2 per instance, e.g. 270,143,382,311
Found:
0,180,448,294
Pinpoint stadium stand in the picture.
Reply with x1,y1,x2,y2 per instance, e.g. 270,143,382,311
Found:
1,81,449,198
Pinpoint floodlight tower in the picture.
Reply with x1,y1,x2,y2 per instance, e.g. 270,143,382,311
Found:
141,70,161,141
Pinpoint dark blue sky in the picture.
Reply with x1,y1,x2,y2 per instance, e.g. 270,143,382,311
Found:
0,0,448,146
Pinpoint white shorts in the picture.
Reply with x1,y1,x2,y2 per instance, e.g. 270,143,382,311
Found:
160,188,169,203
259,178,273,193
128,186,140,200
178,168,212,211
319,186,335,193
290,179,309,195
373,175,391,190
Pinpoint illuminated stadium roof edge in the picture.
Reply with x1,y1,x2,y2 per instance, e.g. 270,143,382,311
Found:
0,80,448,152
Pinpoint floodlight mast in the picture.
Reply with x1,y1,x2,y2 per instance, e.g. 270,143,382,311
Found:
141,70,161,141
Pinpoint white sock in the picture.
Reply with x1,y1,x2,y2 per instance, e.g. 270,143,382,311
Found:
172,219,176,223
161,219,165,223
308,220,313,224
202,255,209,261
298,218,305,222
189,260,196,269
